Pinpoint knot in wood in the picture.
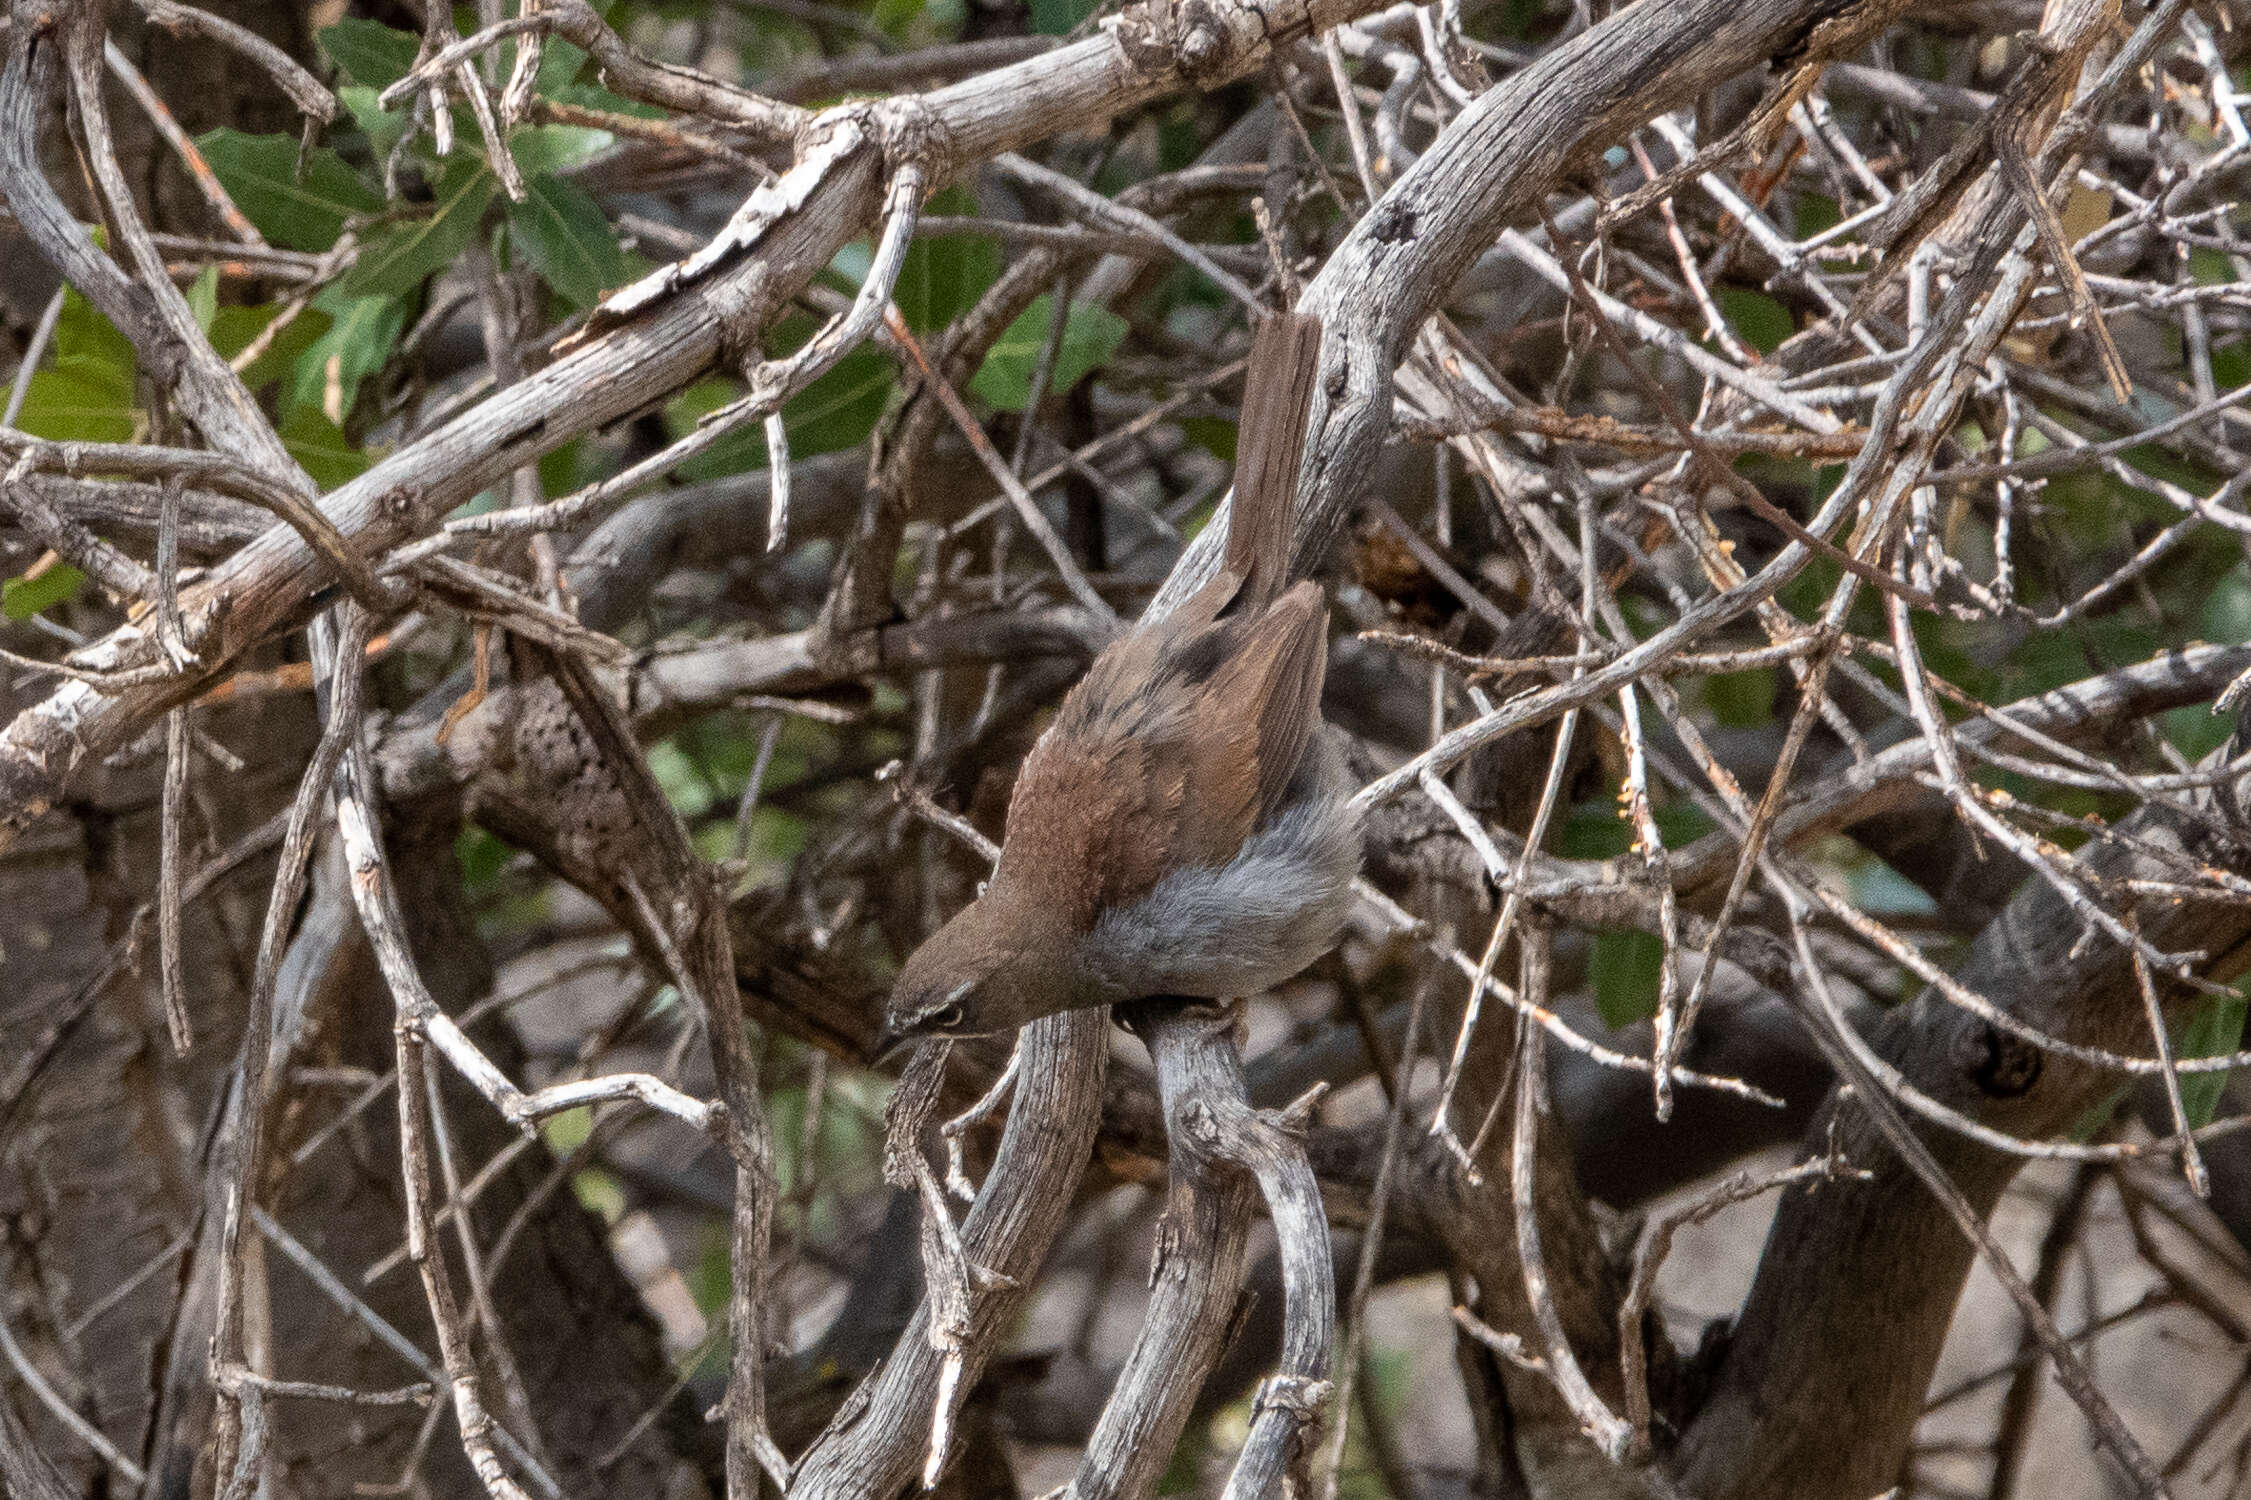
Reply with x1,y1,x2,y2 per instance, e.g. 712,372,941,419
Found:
1368,202,1417,244
871,95,952,178
1251,1372,1332,1417
1177,0,1226,77
1322,349,1349,404
707,265,776,374
1177,1097,1225,1150
1106,0,1179,75
1105,0,1247,85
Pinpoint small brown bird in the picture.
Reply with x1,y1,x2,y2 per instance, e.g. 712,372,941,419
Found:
879,311,1360,1049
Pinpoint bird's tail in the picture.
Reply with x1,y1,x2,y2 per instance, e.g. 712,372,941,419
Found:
1225,310,1324,611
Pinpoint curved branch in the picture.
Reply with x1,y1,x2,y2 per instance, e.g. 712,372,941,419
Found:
786,1009,1109,1497
1074,1002,1336,1500
0,0,1395,851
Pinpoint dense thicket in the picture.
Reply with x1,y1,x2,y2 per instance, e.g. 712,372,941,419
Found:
3,0,2251,1497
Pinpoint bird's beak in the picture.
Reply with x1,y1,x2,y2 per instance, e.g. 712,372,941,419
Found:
867,1020,915,1069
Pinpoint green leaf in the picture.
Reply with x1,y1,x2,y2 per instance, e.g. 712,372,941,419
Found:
53,282,137,374
2213,341,2251,391
2200,564,2251,646
3,289,139,440
507,173,625,309
871,0,925,36
210,303,335,393
676,713,816,803
186,265,220,332
4,564,86,621
3,367,140,442
1849,856,1937,918
647,739,713,817
1797,192,1842,239
1180,414,1236,462
782,344,895,455
569,1166,627,1221
895,187,1000,333
1556,801,1632,859
662,344,895,481
506,124,614,177
197,130,383,253
1717,287,1793,356
538,438,589,497
343,157,496,298
662,379,740,466
1656,801,1713,846
279,404,373,488
696,805,805,870
535,36,591,95
319,18,420,89
1591,927,1665,1029
455,824,514,894
868,0,966,42
1029,0,1097,35
540,1103,595,1153
1498,0,1544,38
1156,110,1201,173
2180,990,2249,1130
1706,667,1776,728
970,295,1126,411
2190,246,2238,286
338,85,411,162
289,292,403,423
2165,702,2236,760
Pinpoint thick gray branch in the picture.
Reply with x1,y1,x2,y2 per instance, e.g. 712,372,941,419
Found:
1676,726,2251,1499
0,0,1392,849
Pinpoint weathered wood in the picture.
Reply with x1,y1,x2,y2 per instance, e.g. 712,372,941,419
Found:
1067,1006,1263,1500
787,1008,1110,1498
0,0,1393,849
1073,1003,1336,1500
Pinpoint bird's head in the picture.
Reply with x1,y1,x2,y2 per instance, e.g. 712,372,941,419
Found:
873,892,1077,1064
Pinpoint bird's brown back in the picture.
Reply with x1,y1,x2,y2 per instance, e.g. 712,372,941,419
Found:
994,311,1330,924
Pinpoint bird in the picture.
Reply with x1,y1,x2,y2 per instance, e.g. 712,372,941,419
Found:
877,309,1361,1051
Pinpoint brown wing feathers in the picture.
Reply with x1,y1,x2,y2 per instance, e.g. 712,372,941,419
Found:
1004,309,1330,912
1178,310,1329,844
1224,311,1324,613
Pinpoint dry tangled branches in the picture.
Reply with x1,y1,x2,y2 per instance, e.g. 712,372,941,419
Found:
6,0,2251,1497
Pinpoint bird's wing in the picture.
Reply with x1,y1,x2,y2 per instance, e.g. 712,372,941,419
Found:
1114,580,1328,873
1183,581,1330,843
1002,652,1187,923
1153,307,1325,862
998,310,1327,915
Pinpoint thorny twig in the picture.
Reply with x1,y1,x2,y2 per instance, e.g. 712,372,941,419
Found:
4,0,2251,1495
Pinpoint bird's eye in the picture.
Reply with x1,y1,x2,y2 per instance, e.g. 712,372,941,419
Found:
930,1002,965,1031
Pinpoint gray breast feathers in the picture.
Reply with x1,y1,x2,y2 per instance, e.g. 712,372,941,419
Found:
1076,788,1361,1003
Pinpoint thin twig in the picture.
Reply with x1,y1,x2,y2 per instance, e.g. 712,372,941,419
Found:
1505,923,1633,1461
